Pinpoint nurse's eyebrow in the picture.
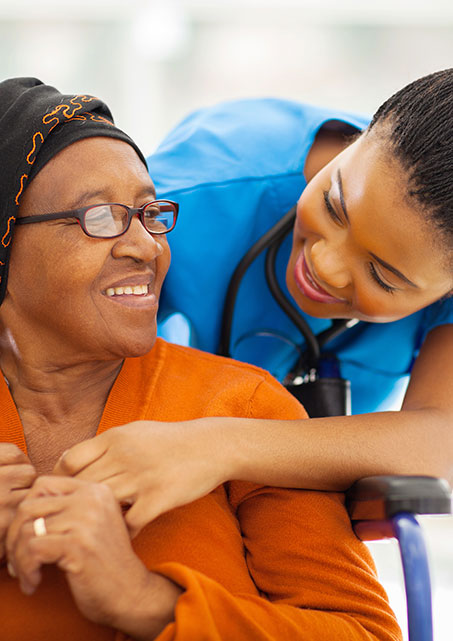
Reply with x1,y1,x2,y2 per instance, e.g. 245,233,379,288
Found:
369,252,419,288
336,170,350,222
337,169,419,289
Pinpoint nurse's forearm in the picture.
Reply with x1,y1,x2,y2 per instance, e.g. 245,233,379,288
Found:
226,409,453,490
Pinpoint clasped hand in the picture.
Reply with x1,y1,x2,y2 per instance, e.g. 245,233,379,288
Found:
1,443,181,638
1,418,221,634
0,443,36,562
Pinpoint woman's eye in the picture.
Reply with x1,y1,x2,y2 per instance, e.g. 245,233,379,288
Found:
368,263,396,294
323,190,343,225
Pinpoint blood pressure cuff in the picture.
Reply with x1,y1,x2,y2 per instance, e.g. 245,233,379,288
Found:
0,76,147,305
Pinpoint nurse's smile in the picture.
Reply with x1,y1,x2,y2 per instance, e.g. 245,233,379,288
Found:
286,132,452,323
293,250,347,304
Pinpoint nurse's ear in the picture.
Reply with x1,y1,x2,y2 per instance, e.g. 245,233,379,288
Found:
303,126,357,183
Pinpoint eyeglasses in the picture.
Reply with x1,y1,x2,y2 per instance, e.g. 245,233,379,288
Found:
15,200,179,239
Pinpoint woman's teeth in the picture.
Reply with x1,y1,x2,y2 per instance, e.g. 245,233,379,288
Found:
106,285,149,297
305,267,321,290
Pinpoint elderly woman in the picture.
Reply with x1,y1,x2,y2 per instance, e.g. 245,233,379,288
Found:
0,78,400,641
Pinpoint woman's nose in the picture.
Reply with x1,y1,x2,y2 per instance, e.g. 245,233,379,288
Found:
310,239,351,289
111,215,165,262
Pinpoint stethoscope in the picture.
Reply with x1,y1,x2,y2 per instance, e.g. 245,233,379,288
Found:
217,206,359,417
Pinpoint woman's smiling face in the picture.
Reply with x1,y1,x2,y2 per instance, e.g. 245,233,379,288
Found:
286,132,452,323
1,137,170,362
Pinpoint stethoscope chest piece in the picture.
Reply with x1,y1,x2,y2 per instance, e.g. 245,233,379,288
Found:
284,356,351,418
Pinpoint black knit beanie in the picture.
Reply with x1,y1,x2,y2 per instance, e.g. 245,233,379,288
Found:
0,77,147,305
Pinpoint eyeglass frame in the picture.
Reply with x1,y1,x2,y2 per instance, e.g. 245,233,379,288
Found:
14,199,179,239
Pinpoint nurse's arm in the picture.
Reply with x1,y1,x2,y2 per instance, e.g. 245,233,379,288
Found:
230,323,453,491
55,325,453,532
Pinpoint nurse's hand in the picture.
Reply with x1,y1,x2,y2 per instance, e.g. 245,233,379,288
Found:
53,419,231,537
6,476,181,639
0,443,36,562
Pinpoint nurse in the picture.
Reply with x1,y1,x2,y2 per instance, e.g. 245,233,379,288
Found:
59,68,453,534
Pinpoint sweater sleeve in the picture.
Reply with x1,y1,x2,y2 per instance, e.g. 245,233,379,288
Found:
146,487,400,641
127,374,401,641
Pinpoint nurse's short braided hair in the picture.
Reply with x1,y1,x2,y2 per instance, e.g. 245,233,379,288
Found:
368,68,453,244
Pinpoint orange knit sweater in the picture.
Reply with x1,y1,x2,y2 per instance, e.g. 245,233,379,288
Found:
0,339,401,641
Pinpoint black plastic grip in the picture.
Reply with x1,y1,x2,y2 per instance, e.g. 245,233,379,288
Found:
346,475,452,522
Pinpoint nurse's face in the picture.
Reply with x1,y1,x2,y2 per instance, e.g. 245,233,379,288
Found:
286,132,452,323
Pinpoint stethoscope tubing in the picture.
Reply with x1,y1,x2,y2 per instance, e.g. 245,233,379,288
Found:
217,205,354,376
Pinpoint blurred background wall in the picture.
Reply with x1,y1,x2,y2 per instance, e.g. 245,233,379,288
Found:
0,0,452,155
0,2,451,639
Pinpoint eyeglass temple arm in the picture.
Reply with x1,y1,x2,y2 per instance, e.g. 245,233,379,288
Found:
15,211,81,224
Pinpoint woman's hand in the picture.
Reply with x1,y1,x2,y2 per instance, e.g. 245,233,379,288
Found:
53,419,231,536
0,443,36,562
6,476,181,640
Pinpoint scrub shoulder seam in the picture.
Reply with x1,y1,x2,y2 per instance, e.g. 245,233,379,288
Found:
156,171,304,198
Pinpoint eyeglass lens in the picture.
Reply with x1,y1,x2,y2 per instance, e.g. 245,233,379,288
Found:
84,202,175,237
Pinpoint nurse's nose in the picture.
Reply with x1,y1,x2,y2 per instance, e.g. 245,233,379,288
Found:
310,239,351,290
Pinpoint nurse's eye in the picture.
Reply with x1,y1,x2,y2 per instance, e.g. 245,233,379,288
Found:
323,190,343,225
368,263,396,294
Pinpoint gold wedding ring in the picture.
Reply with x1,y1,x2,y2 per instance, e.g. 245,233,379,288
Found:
33,517,47,537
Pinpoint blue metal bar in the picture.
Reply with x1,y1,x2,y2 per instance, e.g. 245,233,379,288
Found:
391,513,433,641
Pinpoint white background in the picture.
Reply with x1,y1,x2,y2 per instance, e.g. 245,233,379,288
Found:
1,0,452,154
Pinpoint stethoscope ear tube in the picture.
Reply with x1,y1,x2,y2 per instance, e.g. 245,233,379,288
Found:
217,206,300,357
217,205,356,416
263,206,320,368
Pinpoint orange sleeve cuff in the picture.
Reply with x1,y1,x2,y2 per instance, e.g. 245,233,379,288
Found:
147,562,400,641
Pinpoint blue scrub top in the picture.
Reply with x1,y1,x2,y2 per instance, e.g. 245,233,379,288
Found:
147,98,453,415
